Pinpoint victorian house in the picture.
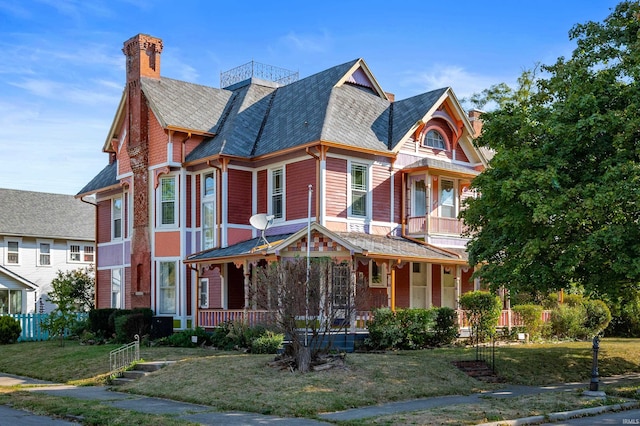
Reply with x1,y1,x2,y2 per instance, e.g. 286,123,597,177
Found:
77,34,488,330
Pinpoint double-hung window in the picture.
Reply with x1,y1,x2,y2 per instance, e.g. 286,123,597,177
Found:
113,197,122,239
6,240,19,265
159,261,177,314
202,172,216,250
440,179,456,218
160,177,176,226
111,268,122,309
350,163,368,217
38,241,51,266
270,168,284,220
413,180,427,217
69,244,95,263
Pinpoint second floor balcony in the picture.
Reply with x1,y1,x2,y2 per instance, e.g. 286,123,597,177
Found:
406,215,468,236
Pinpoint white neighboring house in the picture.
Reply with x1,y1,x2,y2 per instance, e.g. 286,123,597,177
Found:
0,188,95,313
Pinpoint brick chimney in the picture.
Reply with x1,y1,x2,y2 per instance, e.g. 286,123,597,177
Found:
468,109,483,137
122,34,163,308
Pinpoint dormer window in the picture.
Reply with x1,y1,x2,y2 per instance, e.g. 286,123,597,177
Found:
424,129,445,149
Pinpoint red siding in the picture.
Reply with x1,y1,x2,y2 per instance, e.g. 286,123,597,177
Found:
286,159,316,220
257,169,267,213
393,170,402,224
432,265,442,307
325,157,347,218
147,113,167,167
186,175,193,228
228,169,252,225
455,144,469,162
394,263,410,308
461,267,474,294
372,164,391,222
194,174,201,227
97,200,111,244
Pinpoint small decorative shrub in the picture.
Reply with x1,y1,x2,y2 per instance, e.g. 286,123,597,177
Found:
0,316,21,344
582,299,611,337
251,331,284,354
512,304,544,340
550,304,586,339
88,308,118,339
458,291,502,343
365,308,405,350
159,327,212,347
429,307,459,346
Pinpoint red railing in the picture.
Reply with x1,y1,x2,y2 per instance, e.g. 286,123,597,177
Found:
456,309,552,328
198,309,274,328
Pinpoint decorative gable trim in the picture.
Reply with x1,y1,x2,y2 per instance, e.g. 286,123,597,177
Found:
335,59,389,101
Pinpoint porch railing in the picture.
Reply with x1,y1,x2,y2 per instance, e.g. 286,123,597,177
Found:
109,334,140,377
198,309,273,328
457,309,552,329
406,216,467,235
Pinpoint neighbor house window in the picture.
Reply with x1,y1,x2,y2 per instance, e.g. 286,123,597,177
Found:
160,177,177,226
6,240,19,265
424,129,445,149
332,264,350,308
0,289,22,314
202,172,216,250
270,168,284,220
38,241,51,266
350,163,368,217
198,278,209,309
159,261,177,314
69,244,94,263
440,179,456,218
113,197,122,239
111,268,122,309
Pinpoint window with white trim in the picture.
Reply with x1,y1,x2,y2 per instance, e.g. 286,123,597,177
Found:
440,179,456,218
37,241,51,266
112,197,122,240
369,261,386,288
69,244,94,263
0,289,22,314
159,261,177,314
5,240,19,265
270,168,284,220
160,176,177,226
350,163,368,217
202,172,216,250
198,278,209,309
424,129,445,149
413,179,427,217
111,268,122,309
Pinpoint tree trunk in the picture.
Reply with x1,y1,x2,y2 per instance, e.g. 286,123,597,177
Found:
296,345,311,373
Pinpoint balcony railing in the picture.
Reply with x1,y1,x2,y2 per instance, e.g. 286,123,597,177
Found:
406,216,467,235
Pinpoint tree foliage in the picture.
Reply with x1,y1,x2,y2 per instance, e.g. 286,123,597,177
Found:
462,1,640,300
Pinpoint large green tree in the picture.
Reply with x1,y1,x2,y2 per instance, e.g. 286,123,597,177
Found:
461,1,640,300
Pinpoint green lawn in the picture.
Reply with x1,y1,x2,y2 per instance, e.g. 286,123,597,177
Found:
1,338,640,423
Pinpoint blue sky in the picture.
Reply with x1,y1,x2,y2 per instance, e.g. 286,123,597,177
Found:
0,0,621,195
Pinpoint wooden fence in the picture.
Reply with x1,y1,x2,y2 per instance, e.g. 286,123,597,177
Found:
1,313,88,342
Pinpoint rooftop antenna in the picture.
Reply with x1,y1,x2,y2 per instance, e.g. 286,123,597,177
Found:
249,213,275,248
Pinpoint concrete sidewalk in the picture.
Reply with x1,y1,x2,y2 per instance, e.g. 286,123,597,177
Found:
2,372,640,425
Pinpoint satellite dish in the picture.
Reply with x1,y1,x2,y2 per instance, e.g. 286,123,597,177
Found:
249,213,274,231
249,213,275,248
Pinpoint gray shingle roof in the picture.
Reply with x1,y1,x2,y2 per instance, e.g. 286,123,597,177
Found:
404,157,481,176
76,161,118,196
392,88,447,146
0,188,95,240
141,77,233,133
186,233,294,262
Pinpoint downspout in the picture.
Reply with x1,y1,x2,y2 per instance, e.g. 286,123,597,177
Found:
81,196,98,308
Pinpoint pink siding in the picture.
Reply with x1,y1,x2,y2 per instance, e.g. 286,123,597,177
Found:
148,113,167,167
286,159,316,220
372,164,391,222
325,157,347,218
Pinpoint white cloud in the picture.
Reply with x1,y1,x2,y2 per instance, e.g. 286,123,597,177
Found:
280,30,332,53
399,64,515,103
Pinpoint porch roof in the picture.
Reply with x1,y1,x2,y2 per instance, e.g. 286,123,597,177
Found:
185,224,467,265
403,156,480,177
0,266,38,291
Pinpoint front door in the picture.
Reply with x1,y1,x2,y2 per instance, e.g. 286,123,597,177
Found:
411,262,429,308
441,266,456,309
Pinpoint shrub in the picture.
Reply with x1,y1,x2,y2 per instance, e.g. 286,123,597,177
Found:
109,308,153,343
606,293,640,337
365,308,405,350
158,327,212,347
458,291,502,342
395,308,435,349
0,316,21,344
512,304,544,340
88,308,118,339
429,307,459,346
251,331,284,354
550,304,586,339
583,299,611,337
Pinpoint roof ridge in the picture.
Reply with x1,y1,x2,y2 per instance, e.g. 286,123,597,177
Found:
251,90,278,157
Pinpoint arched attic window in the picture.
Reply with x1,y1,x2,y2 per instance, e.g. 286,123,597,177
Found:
424,129,446,149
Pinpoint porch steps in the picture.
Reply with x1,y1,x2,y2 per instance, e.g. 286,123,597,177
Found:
110,361,175,386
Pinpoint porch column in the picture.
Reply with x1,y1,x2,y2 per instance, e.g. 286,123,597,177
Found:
389,260,396,312
243,260,250,312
